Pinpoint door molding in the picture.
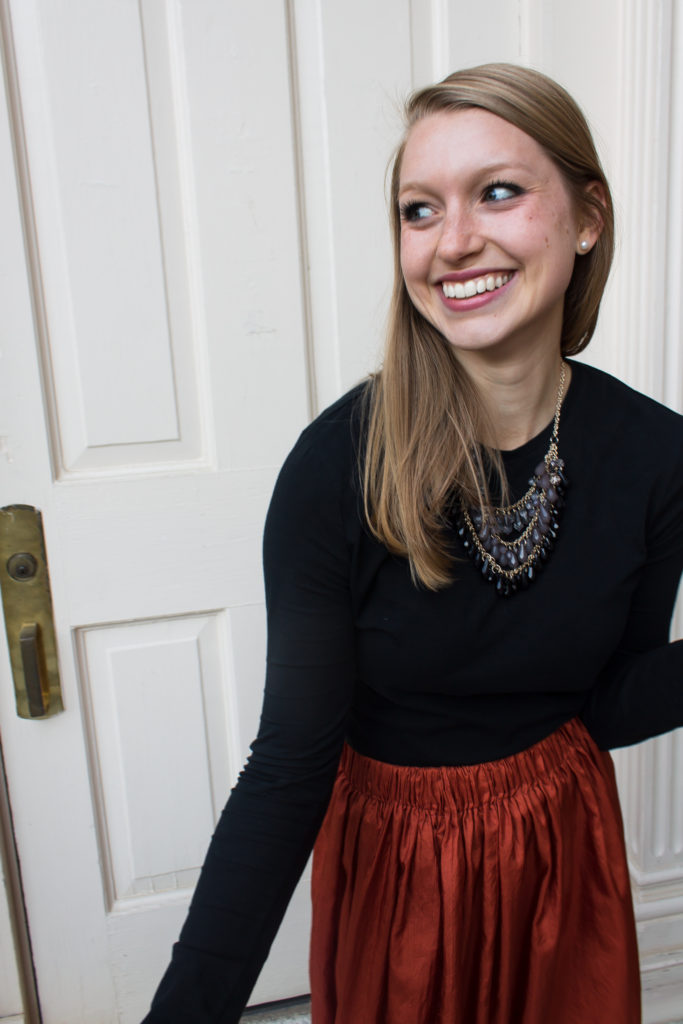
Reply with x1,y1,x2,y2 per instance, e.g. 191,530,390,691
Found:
0,739,39,1024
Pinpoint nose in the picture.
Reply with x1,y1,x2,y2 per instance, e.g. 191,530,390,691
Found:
436,207,484,263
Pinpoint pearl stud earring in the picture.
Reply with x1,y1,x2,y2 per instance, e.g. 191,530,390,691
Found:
579,239,589,251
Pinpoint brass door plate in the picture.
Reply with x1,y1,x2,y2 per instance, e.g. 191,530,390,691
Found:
0,506,64,719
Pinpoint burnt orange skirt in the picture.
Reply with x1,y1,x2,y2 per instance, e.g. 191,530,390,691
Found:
310,718,640,1024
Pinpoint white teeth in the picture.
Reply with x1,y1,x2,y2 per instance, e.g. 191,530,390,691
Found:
442,273,510,300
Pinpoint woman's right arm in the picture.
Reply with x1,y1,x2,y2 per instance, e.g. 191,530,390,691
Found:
142,422,357,1023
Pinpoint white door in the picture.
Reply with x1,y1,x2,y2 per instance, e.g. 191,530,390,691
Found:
0,2,318,1020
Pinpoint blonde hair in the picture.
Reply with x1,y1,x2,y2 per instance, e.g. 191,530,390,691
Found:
363,63,615,589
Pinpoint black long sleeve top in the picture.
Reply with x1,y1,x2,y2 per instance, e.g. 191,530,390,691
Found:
144,360,683,1023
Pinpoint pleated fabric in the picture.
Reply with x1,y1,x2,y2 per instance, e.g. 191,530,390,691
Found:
310,718,640,1024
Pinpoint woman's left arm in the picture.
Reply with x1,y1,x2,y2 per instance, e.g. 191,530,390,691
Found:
581,432,683,749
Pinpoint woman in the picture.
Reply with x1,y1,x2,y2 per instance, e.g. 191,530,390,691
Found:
144,64,683,1024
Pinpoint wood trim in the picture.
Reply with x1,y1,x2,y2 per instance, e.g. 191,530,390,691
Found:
0,738,40,1024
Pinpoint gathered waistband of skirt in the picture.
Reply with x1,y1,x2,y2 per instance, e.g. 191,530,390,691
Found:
339,717,601,814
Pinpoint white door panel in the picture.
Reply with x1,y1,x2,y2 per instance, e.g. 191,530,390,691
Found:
0,1,312,1020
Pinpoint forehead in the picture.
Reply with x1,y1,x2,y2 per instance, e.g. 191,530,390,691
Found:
399,108,558,187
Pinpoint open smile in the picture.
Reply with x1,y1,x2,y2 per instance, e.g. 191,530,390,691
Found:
441,272,513,299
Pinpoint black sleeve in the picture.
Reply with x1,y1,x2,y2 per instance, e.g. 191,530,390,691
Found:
142,429,356,1023
580,435,683,748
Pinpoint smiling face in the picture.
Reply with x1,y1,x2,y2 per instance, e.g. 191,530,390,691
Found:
398,108,590,364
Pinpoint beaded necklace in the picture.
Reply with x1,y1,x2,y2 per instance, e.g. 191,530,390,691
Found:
457,362,568,597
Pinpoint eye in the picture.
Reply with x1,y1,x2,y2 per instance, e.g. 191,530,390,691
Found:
482,181,524,202
399,201,433,222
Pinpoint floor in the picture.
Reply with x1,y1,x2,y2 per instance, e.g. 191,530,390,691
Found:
239,1000,683,1024
240,996,311,1023
238,996,683,1024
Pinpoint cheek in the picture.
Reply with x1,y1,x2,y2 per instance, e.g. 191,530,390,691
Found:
523,217,576,275
399,247,432,314
399,241,421,286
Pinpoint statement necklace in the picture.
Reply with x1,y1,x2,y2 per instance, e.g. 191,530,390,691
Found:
457,362,569,597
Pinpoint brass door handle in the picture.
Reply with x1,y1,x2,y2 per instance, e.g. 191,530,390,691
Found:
0,506,64,719
19,623,49,717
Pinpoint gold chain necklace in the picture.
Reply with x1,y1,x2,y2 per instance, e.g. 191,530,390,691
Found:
457,362,568,597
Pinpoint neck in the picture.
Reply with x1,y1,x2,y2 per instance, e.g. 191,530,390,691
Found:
456,346,570,451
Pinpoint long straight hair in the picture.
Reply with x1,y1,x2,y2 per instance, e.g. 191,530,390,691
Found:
363,64,615,589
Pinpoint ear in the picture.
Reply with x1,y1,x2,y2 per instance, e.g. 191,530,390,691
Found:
576,180,606,255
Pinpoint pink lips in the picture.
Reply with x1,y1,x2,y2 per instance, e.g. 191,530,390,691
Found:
437,270,516,311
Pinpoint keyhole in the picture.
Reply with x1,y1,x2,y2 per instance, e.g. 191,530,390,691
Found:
7,552,38,581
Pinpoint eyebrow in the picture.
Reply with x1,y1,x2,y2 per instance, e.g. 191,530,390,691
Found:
398,161,538,196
